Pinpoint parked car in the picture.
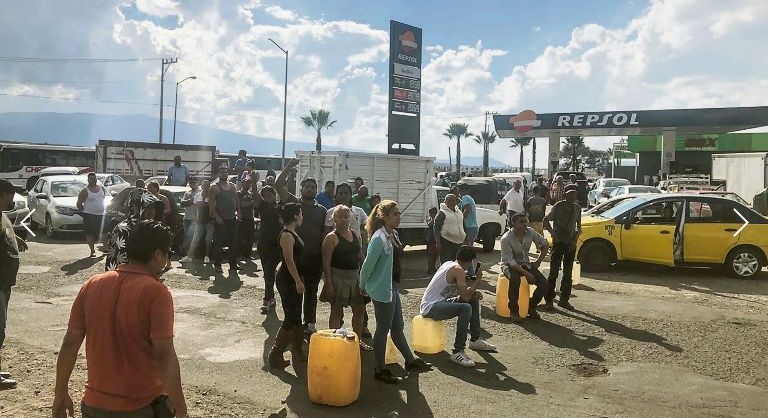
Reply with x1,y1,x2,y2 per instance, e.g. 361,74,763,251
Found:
584,194,648,217
600,185,661,204
456,177,506,210
577,193,768,278
587,178,631,207
95,173,131,196
211,175,239,186
144,175,167,186
680,190,750,207
26,175,110,238
3,192,30,238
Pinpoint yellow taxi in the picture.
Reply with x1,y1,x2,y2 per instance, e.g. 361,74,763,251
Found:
576,194,768,278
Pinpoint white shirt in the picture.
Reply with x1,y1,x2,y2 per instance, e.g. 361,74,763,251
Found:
502,188,525,213
325,205,369,238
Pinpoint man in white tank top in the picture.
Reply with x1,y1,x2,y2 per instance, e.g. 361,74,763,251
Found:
419,246,497,368
76,173,106,258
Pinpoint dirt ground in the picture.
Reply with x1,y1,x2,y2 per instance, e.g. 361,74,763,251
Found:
2,233,768,417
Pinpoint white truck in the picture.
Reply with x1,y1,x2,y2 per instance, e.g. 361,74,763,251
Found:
95,139,220,182
711,153,768,202
295,151,506,251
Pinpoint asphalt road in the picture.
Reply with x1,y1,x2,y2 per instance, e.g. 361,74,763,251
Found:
3,233,768,417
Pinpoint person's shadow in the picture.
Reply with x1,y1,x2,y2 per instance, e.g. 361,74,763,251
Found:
60,255,104,276
425,351,536,394
261,311,283,371
521,319,605,362
207,270,242,299
558,309,683,353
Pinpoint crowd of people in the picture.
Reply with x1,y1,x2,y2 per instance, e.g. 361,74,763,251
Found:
0,147,584,414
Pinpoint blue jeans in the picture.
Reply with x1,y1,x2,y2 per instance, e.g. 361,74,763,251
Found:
465,226,479,275
424,297,480,353
372,283,415,368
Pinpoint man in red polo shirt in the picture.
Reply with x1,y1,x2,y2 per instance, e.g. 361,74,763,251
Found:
52,220,187,418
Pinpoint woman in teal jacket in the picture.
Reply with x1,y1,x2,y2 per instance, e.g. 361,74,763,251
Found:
359,200,431,384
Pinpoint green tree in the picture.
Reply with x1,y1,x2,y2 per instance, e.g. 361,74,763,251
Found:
583,148,613,175
300,109,337,152
509,137,532,172
561,136,585,170
473,130,497,177
443,122,473,175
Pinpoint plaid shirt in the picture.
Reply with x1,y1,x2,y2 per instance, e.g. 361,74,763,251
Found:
550,183,565,204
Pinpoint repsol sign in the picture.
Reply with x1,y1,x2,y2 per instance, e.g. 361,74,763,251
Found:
557,112,639,127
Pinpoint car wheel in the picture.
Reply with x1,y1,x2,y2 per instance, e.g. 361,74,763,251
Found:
725,247,763,279
45,214,57,239
578,240,614,272
481,229,497,253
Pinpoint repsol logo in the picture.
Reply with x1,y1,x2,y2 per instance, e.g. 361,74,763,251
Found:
397,53,417,64
557,113,639,127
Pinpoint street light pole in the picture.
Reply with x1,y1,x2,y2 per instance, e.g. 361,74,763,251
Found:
173,76,197,145
269,38,288,170
159,58,178,144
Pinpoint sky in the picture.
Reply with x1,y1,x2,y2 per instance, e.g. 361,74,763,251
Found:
0,0,767,168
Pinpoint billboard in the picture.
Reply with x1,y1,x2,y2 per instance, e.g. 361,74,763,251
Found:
388,20,422,155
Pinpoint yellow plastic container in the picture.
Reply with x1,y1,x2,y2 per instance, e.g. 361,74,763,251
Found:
385,334,399,365
307,329,361,407
572,261,581,286
495,274,530,318
411,315,445,354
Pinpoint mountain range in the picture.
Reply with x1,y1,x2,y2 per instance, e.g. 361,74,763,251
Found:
0,112,510,167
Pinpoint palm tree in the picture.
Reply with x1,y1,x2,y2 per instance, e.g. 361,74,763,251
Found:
443,122,473,175
473,130,497,177
300,109,337,152
562,136,585,170
509,137,532,172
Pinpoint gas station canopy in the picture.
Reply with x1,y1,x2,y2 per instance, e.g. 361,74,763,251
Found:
492,106,768,176
493,106,768,138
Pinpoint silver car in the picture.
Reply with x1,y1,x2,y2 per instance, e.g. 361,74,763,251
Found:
3,192,31,238
27,175,110,238
95,173,131,196
587,178,631,207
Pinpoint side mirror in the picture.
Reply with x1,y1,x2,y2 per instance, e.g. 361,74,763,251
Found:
110,190,118,196
36,193,48,200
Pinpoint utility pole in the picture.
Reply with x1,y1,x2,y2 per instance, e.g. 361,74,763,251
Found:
159,58,177,144
268,38,288,169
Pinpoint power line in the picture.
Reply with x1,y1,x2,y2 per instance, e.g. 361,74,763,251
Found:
0,79,149,84
0,57,162,63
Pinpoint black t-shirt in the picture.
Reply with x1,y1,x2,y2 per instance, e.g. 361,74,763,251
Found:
287,195,327,256
238,190,255,220
331,231,361,270
257,203,281,250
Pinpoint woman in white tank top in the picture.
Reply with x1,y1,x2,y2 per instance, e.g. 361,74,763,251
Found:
76,173,106,257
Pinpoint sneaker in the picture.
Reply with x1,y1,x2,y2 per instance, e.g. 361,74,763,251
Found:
179,256,193,263
305,323,317,334
374,367,400,384
404,358,432,372
527,309,542,320
359,341,373,351
204,256,210,264
0,372,10,379
0,376,17,390
450,351,475,368
542,302,555,311
469,338,497,352
558,301,575,311
510,312,523,323
229,264,242,271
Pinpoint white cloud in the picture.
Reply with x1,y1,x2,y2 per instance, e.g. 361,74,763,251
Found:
134,0,181,18
264,5,297,21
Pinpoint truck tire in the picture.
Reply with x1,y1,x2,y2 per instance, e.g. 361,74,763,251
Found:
482,229,497,252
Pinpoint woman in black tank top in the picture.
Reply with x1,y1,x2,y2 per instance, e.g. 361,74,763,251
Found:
268,203,307,369
321,206,367,348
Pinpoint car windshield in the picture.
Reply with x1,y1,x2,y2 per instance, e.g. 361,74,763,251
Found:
51,181,87,197
605,179,630,187
629,187,660,194
600,195,654,219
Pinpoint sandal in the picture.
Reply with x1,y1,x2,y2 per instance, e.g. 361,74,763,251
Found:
359,341,373,351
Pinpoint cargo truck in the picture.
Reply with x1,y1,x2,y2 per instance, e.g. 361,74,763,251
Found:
711,153,768,204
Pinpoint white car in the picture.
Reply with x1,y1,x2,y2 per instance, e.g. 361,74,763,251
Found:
587,178,631,207
27,175,110,238
3,192,30,238
95,173,131,196
597,185,661,205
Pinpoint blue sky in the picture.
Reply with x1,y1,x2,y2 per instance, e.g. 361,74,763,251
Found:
0,0,766,168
